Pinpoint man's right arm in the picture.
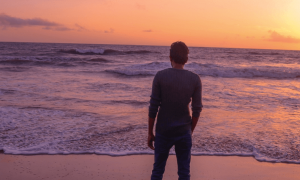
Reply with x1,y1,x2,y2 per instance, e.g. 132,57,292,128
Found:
148,117,155,150
191,115,200,134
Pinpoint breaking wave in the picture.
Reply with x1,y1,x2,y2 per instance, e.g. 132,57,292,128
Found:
105,62,167,76
88,58,111,62
105,62,300,79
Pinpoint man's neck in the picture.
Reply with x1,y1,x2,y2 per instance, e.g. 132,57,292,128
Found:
172,66,184,69
171,60,184,69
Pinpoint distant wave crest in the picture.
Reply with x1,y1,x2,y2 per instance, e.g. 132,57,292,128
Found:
0,59,54,66
248,51,282,56
59,48,156,55
0,57,113,70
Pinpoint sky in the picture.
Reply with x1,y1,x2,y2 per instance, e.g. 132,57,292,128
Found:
0,0,300,50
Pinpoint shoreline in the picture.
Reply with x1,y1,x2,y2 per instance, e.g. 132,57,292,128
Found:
0,154,299,180
1,150,299,165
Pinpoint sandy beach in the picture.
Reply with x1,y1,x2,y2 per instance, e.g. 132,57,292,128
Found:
0,154,299,180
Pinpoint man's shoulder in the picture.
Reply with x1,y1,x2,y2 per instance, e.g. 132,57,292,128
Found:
156,68,200,78
185,69,199,77
180,69,201,80
157,68,170,73
155,68,171,76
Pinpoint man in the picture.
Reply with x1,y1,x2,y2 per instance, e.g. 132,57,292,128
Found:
148,41,203,180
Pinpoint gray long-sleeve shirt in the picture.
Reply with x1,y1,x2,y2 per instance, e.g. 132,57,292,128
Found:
149,68,203,137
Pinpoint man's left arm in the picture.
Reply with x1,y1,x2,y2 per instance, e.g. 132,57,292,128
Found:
191,76,203,133
147,72,161,150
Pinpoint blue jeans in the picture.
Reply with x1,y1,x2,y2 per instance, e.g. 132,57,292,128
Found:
151,133,192,180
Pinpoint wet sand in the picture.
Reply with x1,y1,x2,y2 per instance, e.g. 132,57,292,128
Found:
0,154,299,180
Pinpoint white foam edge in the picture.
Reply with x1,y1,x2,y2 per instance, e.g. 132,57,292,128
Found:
1,147,300,164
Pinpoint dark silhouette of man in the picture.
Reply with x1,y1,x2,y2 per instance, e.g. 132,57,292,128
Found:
148,41,203,180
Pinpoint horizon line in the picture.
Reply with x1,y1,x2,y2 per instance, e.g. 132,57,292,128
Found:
0,41,299,52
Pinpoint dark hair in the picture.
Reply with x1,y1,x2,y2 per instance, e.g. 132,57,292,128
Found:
170,41,189,65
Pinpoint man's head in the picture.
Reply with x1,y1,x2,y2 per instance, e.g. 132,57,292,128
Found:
170,41,189,65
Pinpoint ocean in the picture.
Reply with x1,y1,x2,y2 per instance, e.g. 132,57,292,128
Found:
0,42,299,164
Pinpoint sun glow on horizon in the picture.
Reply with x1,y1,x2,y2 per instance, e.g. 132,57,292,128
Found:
285,1,300,33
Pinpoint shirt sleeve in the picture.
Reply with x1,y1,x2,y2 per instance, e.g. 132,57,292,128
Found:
148,72,161,119
191,75,203,117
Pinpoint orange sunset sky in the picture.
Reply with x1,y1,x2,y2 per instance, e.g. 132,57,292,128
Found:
0,0,299,50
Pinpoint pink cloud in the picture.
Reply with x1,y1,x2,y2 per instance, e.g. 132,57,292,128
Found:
136,3,146,10
75,24,87,32
143,29,153,32
267,30,300,43
0,13,60,28
0,13,86,32
104,28,114,33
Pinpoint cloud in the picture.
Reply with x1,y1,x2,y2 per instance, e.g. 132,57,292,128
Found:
0,13,60,28
0,13,82,32
143,29,153,32
136,3,146,10
267,30,300,43
104,28,114,33
43,26,74,31
55,26,74,31
75,23,87,32
246,36,255,39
